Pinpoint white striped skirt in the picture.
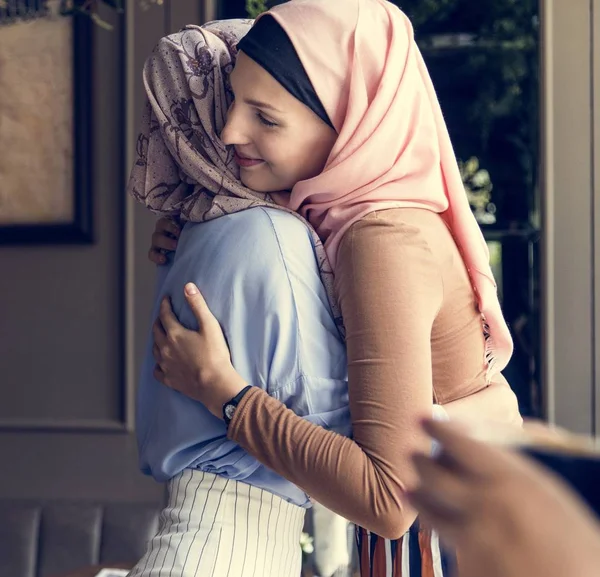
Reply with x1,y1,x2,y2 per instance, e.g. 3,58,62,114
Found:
128,469,306,577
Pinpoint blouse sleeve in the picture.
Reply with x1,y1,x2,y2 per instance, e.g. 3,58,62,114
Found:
227,211,443,539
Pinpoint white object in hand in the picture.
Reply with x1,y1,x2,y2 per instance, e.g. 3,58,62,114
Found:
431,403,449,457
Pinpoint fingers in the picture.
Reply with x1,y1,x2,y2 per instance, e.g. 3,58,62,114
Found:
410,453,472,519
421,419,508,479
149,231,177,265
149,218,180,265
152,316,167,344
152,343,162,363
153,363,167,385
184,283,213,326
408,446,479,545
154,288,209,341
152,230,178,252
406,490,465,545
149,247,167,265
158,297,181,333
157,217,181,237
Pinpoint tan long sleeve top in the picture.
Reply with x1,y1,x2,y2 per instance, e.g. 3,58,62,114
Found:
227,207,515,539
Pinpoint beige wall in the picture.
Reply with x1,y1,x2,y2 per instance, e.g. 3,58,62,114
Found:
594,0,600,436
541,0,599,436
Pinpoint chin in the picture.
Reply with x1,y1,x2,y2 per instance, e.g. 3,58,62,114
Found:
240,171,284,194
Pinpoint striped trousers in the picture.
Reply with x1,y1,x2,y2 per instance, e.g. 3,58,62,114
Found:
356,522,456,577
128,469,306,577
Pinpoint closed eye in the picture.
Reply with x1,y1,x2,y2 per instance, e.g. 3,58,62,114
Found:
256,111,278,128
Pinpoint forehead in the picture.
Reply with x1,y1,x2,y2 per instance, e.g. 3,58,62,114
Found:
231,52,291,101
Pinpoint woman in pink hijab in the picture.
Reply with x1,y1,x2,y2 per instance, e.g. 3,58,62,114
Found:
143,1,521,575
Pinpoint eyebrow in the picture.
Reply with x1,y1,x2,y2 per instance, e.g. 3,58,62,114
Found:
243,98,283,114
229,70,284,114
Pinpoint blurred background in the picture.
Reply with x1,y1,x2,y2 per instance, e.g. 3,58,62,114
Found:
0,0,598,576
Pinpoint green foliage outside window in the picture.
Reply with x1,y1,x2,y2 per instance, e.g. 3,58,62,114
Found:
246,0,268,18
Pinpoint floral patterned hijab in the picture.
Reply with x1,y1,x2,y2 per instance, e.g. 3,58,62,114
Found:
127,19,343,331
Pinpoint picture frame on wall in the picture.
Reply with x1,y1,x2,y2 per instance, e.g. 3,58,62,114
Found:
0,5,93,244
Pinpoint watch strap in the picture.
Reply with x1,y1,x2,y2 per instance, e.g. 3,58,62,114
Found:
223,385,253,427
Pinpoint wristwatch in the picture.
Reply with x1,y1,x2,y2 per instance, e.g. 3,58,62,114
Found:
223,385,253,428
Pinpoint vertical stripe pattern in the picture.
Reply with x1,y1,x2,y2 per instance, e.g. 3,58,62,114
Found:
128,469,305,577
356,521,455,577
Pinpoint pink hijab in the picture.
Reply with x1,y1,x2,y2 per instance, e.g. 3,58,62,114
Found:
265,0,513,375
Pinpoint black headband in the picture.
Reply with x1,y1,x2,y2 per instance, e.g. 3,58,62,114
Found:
237,15,334,129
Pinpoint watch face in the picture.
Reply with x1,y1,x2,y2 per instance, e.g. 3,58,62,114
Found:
225,404,236,420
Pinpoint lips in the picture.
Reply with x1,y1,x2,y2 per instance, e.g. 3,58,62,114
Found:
234,150,264,168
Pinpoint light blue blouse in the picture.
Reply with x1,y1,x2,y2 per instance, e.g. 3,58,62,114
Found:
136,207,351,507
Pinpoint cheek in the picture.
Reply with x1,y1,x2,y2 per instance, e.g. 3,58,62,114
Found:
294,133,334,175
256,128,335,183
264,144,308,179
253,135,290,169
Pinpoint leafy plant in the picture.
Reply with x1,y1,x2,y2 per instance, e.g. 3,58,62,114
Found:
61,0,162,29
299,532,314,555
459,156,497,225
246,0,268,18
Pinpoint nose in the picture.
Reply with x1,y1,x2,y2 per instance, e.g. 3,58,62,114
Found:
221,101,250,146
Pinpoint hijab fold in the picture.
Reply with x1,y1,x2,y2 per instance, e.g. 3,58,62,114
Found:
128,1,513,378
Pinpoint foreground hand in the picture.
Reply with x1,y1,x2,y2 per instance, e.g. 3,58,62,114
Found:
441,373,522,429
409,419,600,577
149,217,181,265
152,283,247,417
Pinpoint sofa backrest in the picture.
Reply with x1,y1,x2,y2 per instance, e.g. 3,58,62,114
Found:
0,500,160,577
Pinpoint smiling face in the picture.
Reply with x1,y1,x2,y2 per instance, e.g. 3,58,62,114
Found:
221,51,338,193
